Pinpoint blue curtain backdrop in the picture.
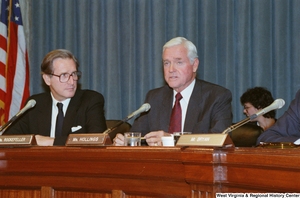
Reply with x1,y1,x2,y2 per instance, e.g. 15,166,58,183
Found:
21,0,300,124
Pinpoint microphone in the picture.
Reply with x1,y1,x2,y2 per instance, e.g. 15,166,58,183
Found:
222,98,285,134
249,99,285,120
15,99,37,117
126,103,151,120
103,103,151,134
0,99,36,133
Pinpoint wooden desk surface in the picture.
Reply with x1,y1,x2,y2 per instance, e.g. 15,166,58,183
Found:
0,146,299,198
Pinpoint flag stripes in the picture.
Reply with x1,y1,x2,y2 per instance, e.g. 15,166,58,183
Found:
0,0,30,125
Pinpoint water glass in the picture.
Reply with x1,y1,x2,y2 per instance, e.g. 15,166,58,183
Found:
124,132,141,146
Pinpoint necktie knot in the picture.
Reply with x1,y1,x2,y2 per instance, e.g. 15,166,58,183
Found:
175,92,183,101
57,102,63,112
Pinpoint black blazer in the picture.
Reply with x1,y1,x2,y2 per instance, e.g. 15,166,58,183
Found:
4,89,107,145
131,79,232,136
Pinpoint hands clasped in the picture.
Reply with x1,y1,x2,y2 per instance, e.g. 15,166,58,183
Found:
113,130,169,146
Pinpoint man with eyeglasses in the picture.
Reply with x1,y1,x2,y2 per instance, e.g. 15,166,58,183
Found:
3,49,107,146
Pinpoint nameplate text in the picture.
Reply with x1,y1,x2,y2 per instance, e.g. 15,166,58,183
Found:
176,134,234,147
0,135,36,147
66,133,112,146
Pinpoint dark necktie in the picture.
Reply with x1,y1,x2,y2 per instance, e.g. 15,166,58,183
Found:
55,103,64,137
168,92,183,134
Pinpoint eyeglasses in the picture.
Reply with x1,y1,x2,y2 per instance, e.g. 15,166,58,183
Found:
50,71,82,83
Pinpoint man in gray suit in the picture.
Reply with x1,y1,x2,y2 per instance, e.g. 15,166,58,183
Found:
114,37,232,146
4,49,107,146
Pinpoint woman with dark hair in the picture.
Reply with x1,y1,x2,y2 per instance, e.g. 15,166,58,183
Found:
240,87,276,131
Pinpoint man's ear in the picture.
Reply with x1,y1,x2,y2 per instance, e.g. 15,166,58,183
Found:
42,74,51,86
192,58,199,72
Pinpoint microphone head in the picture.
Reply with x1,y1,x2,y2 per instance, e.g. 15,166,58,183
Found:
274,98,285,109
141,103,151,112
27,99,37,108
16,99,36,116
250,98,285,120
22,99,36,112
135,103,151,115
129,103,151,118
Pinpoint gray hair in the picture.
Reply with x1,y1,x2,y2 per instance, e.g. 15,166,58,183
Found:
163,37,198,64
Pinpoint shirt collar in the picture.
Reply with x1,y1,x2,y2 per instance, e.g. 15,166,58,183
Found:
50,93,71,112
173,79,196,103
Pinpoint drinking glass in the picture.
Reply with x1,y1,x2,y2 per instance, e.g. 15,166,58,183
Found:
124,132,141,146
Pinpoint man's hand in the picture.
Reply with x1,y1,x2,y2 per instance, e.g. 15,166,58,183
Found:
144,130,169,146
113,133,125,146
35,135,54,146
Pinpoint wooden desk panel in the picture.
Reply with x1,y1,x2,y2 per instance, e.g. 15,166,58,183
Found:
221,147,300,192
0,146,299,198
0,147,190,198
182,147,300,194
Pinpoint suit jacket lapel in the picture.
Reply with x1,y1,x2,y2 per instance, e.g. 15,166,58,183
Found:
184,79,203,132
62,90,82,135
160,88,173,132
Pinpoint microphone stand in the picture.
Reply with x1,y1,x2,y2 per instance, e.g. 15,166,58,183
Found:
66,115,133,146
103,103,150,134
0,99,36,135
222,98,285,134
103,114,136,134
66,103,151,146
103,119,128,134
222,117,251,134
0,116,18,134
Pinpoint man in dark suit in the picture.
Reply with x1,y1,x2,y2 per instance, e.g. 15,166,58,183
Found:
256,90,300,145
4,49,107,146
114,37,232,146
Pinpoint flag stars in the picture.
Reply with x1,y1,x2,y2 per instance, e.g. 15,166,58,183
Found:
15,3,20,8
14,16,19,21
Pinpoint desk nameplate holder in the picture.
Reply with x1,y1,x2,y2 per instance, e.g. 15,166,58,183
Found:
66,133,112,146
0,134,36,147
176,134,234,147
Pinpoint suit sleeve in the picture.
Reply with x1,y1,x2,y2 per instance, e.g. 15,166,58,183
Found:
256,90,300,144
83,92,107,133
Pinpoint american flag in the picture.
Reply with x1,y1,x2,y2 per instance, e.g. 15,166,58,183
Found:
0,0,30,125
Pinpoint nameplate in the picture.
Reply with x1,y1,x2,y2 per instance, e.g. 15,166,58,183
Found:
0,135,36,147
176,134,234,147
66,133,112,146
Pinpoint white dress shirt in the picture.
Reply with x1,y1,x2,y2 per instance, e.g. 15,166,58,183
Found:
50,93,71,137
171,79,195,132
